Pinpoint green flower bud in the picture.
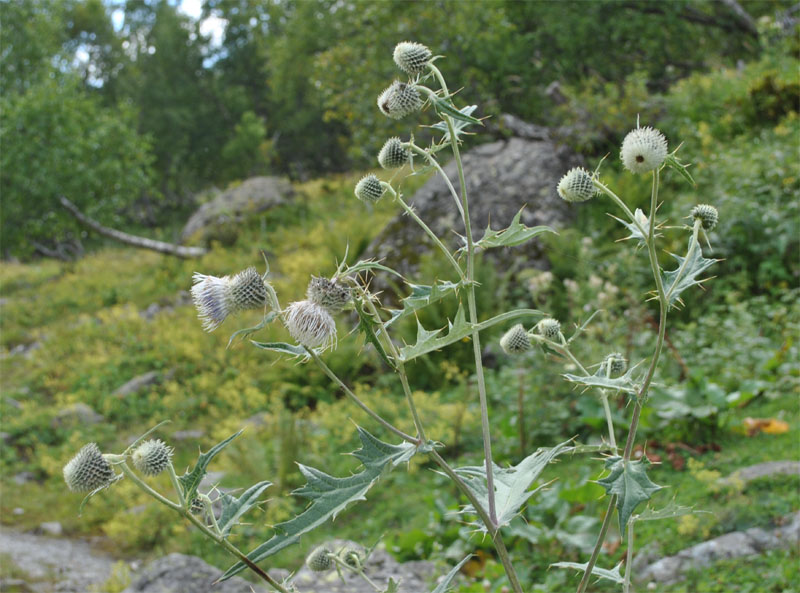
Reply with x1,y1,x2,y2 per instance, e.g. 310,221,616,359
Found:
354,175,385,203
189,497,204,514
620,126,668,174
378,137,410,169
690,204,719,231
604,352,627,376
307,277,351,313
557,167,595,203
536,318,561,340
306,546,333,572
339,546,364,570
131,439,173,477
393,41,432,75
377,81,423,120
63,443,115,492
500,324,532,355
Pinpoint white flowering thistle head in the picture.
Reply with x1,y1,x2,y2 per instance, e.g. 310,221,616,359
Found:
377,81,423,120
557,167,595,203
536,317,562,340
691,204,719,231
63,443,116,492
500,324,532,355
307,276,351,313
285,300,337,350
131,439,173,476
306,546,333,572
604,352,627,376
620,126,668,174
378,137,410,169
191,267,268,331
393,41,432,75
354,174,386,203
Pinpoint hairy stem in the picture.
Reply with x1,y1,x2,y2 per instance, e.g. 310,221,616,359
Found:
624,519,635,593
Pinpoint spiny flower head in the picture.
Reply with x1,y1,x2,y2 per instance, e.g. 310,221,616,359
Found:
285,300,337,350
377,81,423,120
354,175,385,203
378,137,410,169
500,324,532,355
189,497,204,514
557,167,595,203
339,546,364,569
604,352,627,376
306,546,333,572
393,41,432,75
620,126,668,174
63,443,115,492
131,439,173,476
536,317,561,340
307,277,351,313
691,204,719,231
191,267,268,331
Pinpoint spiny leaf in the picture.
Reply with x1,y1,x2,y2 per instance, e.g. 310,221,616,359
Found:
472,208,556,250
218,481,272,536
431,555,472,593
662,238,719,309
634,500,695,523
596,456,662,531
227,311,278,349
353,298,395,369
219,428,415,581
608,208,651,246
550,561,624,584
345,259,404,278
250,341,309,359
385,281,463,327
431,96,482,125
429,105,479,142
453,440,571,530
398,307,542,362
384,578,400,593
179,431,243,503
665,153,696,186
562,360,644,395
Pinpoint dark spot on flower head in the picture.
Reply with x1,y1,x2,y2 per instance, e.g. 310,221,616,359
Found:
381,100,391,113
636,155,644,162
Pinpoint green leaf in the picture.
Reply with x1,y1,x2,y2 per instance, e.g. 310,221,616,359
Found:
563,361,644,395
431,96,482,125
220,428,415,581
250,341,309,359
665,153,696,186
471,208,556,250
384,578,400,593
179,431,243,503
385,281,463,327
429,105,479,141
399,307,542,362
353,298,395,369
662,238,719,309
227,311,278,349
453,440,571,529
345,259,404,278
608,208,650,246
218,481,272,536
431,555,472,593
596,456,662,531
550,561,624,584
634,500,695,523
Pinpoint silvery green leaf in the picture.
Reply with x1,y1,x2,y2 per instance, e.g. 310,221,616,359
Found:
399,307,542,362
431,97,482,125
384,578,400,593
472,208,556,251
353,298,395,369
430,105,479,141
385,281,464,327
220,428,415,581
665,153,696,186
596,456,662,531
345,259,404,278
563,361,644,395
662,239,719,309
634,500,695,523
453,440,571,530
218,480,272,536
608,210,649,246
250,341,309,359
179,431,243,503
227,311,278,349
550,561,624,584
430,555,472,592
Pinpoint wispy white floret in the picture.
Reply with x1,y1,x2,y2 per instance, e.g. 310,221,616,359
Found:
131,439,173,476
557,167,595,203
191,267,267,331
63,443,115,492
285,300,337,350
620,126,668,174
377,81,423,120
393,42,432,75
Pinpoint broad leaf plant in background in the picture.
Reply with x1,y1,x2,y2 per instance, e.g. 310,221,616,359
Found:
63,42,720,593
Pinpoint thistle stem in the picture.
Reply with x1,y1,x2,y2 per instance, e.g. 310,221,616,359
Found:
167,463,185,507
624,519,635,593
406,142,466,223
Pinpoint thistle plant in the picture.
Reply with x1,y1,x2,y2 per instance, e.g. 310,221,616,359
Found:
63,42,718,593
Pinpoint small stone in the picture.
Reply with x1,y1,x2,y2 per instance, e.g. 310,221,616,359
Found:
12,508,24,516
13,472,36,485
171,429,205,441
51,403,103,428
37,522,63,537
